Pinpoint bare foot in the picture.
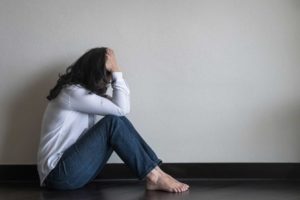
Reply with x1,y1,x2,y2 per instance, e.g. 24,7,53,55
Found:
145,167,189,193
153,166,181,184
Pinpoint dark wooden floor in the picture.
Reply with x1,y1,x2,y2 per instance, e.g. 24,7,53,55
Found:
0,179,300,200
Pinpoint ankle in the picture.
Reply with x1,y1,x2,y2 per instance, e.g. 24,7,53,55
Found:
146,168,161,183
155,166,165,174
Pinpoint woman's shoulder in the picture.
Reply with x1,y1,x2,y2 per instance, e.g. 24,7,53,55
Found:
64,83,84,90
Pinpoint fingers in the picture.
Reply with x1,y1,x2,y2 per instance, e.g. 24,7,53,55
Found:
105,49,114,62
106,48,114,55
106,48,116,62
105,48,116,71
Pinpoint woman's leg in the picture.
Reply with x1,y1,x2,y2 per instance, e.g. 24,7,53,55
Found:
44,115,162,190
85,116,163,184
119,116,189,193
119,116,163,172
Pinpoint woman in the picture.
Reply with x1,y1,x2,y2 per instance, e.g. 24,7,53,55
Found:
37,47,189,193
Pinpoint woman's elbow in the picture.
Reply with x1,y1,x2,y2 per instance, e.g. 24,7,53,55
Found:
118,107,130,116
123,107,130,115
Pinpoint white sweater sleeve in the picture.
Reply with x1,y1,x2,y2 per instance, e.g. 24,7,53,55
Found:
67,72,130,116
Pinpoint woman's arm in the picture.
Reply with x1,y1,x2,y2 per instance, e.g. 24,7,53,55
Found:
110,72,130,114
66,48,130,116
67,72,130,116
105,48,130,114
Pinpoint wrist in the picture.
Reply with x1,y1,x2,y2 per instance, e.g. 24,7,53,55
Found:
111,66,121,72
112,70,121,72
112,71,123,81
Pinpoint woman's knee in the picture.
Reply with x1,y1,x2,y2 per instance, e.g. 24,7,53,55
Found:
100,115,124,127
104,114,121,119
103,115,123,122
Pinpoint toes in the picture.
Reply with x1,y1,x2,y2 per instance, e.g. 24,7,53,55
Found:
183,183,189,190
175,186,183,192
178,187,182,192
181,184,188,192
181,186,186,192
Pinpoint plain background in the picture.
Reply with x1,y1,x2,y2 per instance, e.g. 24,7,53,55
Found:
0,0,299,164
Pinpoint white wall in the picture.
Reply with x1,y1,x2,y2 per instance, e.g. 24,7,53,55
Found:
0,0,299,164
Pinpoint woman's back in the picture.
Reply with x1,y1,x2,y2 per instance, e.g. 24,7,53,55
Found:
37,84,91,187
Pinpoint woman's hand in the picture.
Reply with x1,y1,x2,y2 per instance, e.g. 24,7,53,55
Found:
105,48,121,72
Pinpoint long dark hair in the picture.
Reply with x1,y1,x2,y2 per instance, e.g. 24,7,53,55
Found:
46,47,112,101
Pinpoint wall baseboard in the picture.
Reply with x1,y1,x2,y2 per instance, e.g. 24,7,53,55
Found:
0,163,300,182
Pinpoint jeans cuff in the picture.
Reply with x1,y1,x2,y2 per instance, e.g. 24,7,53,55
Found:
139,158,163,181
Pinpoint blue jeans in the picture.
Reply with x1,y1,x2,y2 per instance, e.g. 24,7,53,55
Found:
44,115,163,190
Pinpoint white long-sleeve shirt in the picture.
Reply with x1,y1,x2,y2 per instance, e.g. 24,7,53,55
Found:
37,72,130,187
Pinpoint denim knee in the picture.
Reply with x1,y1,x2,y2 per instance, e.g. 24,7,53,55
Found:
93,115,121,126
101,115,124,128
103,114,122,120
